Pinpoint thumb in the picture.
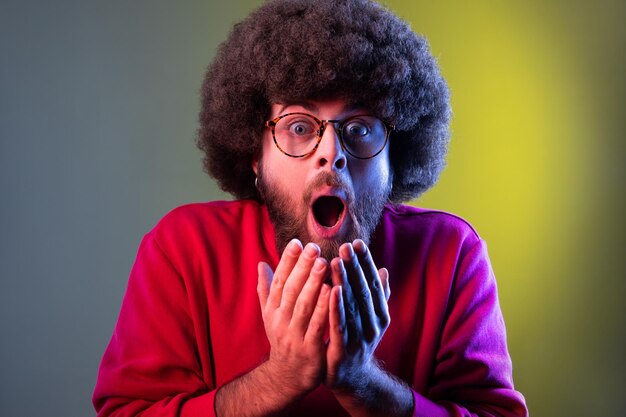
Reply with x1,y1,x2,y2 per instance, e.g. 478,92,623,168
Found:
378,267,390,301
257,261,274,309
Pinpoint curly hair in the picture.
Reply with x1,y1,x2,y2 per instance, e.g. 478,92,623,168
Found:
198,0,450,203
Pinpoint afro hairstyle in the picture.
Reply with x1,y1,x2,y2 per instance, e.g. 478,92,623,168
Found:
198,0,451,203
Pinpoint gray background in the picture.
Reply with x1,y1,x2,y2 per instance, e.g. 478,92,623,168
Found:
1,1,255,415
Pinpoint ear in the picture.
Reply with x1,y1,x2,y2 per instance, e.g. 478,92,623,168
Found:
252,158,258,176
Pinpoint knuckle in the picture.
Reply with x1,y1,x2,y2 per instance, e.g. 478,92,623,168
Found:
308,321,322,335
282,285,298,298
274,333,285,346
371,277,380,290
334,321,345,334
371,329,380,342
294,302,311,318
346,303,358,319
359,287,371,301
272,277,284,289
365,327,379,341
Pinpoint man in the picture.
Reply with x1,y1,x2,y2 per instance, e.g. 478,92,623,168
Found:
94,1,528,416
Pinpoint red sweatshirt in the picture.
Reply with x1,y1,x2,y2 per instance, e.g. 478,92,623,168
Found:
93,200,528,416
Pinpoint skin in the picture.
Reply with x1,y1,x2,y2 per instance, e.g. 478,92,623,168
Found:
214,99,414,416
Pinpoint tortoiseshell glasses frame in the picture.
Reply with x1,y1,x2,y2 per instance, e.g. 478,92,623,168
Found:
265,112,395,159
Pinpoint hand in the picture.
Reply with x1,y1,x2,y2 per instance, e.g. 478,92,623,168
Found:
257,239,332,397
325,239,391,391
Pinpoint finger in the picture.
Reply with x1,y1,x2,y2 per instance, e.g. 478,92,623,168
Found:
267,239,302,310
280,242,320,315
331,256,360,343
291,257,329,336
303,282,331,343
328,285,347,352
340,242,376,336
353,239,388,319
330,256,346,287
379,267,391,302
257,262,274,311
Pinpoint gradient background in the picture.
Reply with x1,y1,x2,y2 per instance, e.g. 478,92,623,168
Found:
1,1,624,416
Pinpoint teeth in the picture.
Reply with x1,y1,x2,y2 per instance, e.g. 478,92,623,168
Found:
312,196,344,228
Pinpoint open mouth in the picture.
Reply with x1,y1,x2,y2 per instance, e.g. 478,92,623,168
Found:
312,196,345,228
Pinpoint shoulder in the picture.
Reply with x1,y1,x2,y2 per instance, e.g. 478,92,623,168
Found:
159,199,262,224
154,199,263,231
380,204,481,244
133,199,276,275
146,199,268,249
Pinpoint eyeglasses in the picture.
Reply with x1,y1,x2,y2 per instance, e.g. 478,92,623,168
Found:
265,112,394,159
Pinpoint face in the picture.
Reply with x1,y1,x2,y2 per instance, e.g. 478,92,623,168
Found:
254,98,393,260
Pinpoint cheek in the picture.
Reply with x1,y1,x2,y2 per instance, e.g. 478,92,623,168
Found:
259,135,284,177
351,153,391,191
260,151,306,196
261,133,275,160
375,149,392,185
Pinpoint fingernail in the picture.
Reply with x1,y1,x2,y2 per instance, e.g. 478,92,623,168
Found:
313,257,326,272
320,284,330,295
305,242,320,257
353,239,365,254
288,239,302,255
380,267,388,278
336,258,345,273
345,243,354,257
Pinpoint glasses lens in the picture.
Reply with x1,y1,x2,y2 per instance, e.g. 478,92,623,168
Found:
274,114,320,157
341,116,387,158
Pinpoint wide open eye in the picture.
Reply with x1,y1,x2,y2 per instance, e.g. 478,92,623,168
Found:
278,115,318,138
273,114,320,156
343,118,372,141
345,122,369,138
340,116,388,158
289,121,316,136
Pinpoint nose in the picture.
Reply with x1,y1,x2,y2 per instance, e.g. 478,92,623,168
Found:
316,122,347,171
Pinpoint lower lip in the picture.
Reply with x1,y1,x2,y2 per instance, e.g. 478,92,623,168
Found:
308,208,347,239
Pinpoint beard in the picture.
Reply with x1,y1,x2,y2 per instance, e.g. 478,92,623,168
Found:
257,163,392,261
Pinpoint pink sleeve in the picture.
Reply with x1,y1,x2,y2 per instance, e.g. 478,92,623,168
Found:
412,239,528,417
93,233,217,417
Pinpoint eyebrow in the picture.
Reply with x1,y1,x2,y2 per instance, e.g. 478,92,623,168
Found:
276,101,361,117
277,101,319,116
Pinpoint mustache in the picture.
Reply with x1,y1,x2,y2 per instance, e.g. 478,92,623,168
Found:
303,171,354,206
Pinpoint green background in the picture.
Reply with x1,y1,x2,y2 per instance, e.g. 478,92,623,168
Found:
1,1,624,416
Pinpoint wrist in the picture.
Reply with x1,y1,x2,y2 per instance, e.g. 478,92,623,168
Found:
260,358,319,399
330,361,413,417
330,359,379,396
